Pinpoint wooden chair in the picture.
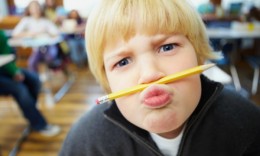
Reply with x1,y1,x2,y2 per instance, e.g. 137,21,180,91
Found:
15,47,32,68
43,43,75,102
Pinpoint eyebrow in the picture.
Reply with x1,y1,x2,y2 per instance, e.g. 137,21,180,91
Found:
151,33,183,46
104,47,130,63
150,34,168,46
152,33,185,45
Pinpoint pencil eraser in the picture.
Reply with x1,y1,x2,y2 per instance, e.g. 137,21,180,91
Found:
96,99,100,105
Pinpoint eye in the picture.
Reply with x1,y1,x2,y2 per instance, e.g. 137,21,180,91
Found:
115,57,131,68
159,43,178,53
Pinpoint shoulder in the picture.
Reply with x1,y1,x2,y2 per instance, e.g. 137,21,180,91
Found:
217,87,260,113
18,17,30,23
60,104,131,155
207,87,260,153
211,87,260,130
66,104,112,139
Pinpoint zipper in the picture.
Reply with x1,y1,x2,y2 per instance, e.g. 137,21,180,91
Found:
177,85,222,156
105,114,164,156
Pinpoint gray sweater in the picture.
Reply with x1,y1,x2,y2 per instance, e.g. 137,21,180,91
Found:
59,75,260,156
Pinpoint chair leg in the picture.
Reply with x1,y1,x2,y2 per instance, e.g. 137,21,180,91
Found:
0,144,2,156
252,67,259,95
9,126,31,156
53,72,75,102
230,64,241,91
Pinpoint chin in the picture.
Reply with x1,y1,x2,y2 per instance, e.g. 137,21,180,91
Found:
148,127,173,134
143,119,180,134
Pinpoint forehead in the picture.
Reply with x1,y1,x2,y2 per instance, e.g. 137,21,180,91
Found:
30,2,40,7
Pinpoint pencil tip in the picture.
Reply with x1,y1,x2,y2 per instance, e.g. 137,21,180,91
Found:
203,63,215,70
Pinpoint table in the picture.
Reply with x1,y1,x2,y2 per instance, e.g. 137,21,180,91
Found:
8,36,63,47
0,54,15,67
207,28,260,39
206,21,260,39
206,23,260,91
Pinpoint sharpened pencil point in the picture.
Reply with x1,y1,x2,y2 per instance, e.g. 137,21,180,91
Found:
203,63,215,69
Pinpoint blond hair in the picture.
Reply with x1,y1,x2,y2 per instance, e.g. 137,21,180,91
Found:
85,0,217,93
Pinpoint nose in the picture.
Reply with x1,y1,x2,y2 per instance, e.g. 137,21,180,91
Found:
138,61,165,84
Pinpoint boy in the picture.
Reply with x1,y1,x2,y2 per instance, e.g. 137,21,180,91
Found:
60,0,260,155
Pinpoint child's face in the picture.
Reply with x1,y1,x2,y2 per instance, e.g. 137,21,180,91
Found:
29,2,41,18
103,33,202,138
69,11,78,19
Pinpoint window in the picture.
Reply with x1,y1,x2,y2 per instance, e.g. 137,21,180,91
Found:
189,0,258,14
63,0,100,18
0,0,8,18
188,0,208,9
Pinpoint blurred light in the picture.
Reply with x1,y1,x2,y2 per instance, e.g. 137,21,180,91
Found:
63,0,101,18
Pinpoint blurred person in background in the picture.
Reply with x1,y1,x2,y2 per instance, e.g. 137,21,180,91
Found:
43,0,70,62
65,9,87,68
12,0,60,72
248,6,260,21
197,0,225,52
43,0,67,26
0,29,60,137
198,0,224,21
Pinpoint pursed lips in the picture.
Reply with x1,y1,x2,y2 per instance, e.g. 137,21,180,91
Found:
140,84,173,108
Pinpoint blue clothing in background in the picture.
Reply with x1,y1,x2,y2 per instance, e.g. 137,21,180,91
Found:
65,16,87,67
67,36,87,67
0,69,47,130
198,3,215,14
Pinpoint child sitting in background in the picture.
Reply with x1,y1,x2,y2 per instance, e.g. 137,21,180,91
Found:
65,9,87,67
0,29,60,137
60,0,260,155
12,0,60,72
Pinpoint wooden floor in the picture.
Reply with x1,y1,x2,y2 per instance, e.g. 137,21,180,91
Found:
0,65,105,156
0,62,259,156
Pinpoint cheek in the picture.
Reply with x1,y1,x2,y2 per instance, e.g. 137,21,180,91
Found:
116,98,131,114
181,44,199,65
115,96,143,126
106,68,137,93
105,69,119,92
182,49,199,67
107,78,118,92
174,75,202,111
163,48,199,73
107,75,130,94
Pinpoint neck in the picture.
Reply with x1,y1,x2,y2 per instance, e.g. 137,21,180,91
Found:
157,124,185,139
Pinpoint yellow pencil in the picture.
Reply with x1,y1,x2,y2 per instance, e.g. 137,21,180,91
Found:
96,63,215,104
